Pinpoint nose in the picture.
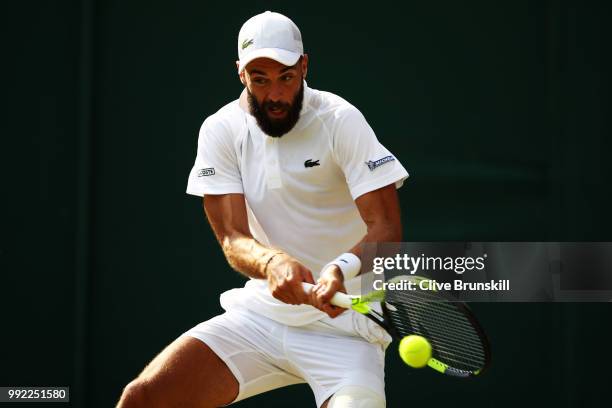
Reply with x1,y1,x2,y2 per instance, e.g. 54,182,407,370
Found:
268,82,284,102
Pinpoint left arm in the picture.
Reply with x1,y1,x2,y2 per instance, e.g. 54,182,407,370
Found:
309,183,402,316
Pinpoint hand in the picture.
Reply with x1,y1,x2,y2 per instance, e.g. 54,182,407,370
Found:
309,265,347,318
266,254,315,305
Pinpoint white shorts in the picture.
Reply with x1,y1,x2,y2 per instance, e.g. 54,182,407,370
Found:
182,307,387,407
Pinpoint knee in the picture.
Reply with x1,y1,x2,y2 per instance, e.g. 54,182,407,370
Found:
327,385,386,408
117,380,153,408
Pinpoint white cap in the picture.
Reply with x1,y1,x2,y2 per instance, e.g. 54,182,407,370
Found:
237,11,303,73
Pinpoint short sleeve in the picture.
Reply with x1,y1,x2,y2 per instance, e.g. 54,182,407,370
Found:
332,107,409,199
186,116,244,197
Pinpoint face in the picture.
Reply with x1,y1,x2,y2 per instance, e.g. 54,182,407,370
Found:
239,55,308,137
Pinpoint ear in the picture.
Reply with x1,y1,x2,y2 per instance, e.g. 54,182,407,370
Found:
236,61,246,85
301,54,309,79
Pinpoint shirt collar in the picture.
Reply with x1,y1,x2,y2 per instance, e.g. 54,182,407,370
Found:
301,80,312,115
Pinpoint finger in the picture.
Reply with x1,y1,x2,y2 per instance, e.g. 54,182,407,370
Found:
326,308,344,318
302,269,315,285
290,280,311,305
320,303,345,318
281,270,306,303
308,292,318,308
311,285,329,309
284,286,303,304
272,289,295,305
318,281,341,302
307,281,324,303
312,284,327,305
315,290,338,312
275,279,301,305
307,285,318,306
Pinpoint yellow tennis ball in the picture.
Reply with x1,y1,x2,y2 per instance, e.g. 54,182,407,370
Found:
398,335,432,368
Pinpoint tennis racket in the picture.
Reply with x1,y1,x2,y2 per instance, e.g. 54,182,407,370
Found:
303,275,491,377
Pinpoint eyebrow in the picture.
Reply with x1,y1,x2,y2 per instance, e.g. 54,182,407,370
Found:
248,64,298,76
280,65,297,73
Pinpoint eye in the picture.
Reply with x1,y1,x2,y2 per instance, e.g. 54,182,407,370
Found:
252,77,268,85
281,74,294,82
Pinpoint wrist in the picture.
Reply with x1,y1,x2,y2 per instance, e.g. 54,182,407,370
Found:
324,252,361,281
322,264,344,282
263,252,284,277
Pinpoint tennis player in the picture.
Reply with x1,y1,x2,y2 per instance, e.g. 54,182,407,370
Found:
117,11,408,408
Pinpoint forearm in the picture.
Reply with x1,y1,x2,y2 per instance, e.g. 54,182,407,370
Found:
203,194,285,279
346,184,403,267
222,232,315,306
221,233,283,279
348,221,402,267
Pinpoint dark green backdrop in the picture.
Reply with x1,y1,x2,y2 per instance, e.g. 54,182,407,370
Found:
2,1,611,407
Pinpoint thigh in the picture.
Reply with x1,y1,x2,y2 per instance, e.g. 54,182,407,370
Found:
120,335,239,408
286,320,386,408
184,309,306,403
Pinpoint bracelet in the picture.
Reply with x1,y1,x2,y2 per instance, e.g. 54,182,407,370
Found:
263,252,284,276
324,252,361,281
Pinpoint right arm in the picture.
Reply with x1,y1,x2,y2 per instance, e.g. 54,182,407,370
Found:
203,193,315,305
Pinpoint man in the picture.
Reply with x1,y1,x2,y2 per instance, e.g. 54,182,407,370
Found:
118,11,408,408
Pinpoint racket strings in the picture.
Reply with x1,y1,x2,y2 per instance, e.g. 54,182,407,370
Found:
396,313,484,368
402,302,486,355
402,304,480,338
391,307,485,370
391,290,483,342
395,301,485,367
388,290,482,344
392,312,484,370
385,290,487,372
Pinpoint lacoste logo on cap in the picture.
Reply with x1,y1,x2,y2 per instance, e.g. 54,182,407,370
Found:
304,159,320,168
241,38,254,50
197,168,215,177
365,155,395,171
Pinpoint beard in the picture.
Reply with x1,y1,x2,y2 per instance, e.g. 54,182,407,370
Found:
247,82,304,138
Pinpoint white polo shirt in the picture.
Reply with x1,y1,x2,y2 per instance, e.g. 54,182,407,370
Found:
187,84,409,326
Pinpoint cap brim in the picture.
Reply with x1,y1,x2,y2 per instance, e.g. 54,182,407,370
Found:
238,48,301,72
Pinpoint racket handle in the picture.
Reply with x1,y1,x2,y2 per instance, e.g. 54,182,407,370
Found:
301,282,353,309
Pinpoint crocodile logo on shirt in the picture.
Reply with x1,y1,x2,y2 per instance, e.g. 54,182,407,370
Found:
304,159,320,168
241,38,254,50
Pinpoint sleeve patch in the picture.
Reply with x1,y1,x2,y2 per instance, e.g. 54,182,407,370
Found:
365,155,395,171
197,168,216,177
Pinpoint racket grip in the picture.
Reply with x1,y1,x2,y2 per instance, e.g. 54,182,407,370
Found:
301,282,353,309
